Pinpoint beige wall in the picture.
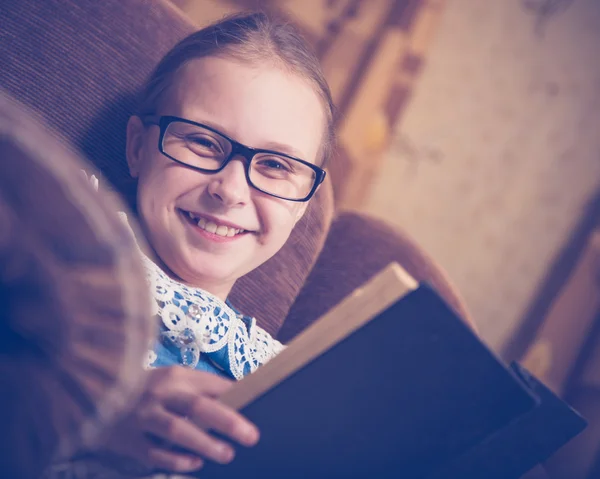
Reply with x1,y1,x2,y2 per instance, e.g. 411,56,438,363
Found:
364,0,600,351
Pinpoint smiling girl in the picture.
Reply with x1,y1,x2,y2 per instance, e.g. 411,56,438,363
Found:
47,11,335,479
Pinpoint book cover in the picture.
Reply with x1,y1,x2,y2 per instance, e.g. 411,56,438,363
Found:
196,264,585,478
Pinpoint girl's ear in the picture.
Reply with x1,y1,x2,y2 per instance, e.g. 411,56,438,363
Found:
125,116,145,178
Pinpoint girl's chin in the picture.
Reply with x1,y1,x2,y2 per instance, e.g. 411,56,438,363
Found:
175,252,243,285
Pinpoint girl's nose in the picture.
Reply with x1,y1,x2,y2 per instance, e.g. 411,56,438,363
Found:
206,156,251,207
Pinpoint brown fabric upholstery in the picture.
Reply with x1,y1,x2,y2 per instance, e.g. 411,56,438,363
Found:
0,0,334,336
0,94,153,479
1,0,191,200
279,211,472,342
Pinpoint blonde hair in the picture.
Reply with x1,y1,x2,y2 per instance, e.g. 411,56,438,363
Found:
136,12,335,165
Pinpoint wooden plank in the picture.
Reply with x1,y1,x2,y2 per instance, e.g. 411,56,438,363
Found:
279,0,350,38
338,29,407,160
319,0,394,105
408,0,445,55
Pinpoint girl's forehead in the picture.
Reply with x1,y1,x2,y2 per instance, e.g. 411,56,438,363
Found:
168,57,307,109
164,57,325,163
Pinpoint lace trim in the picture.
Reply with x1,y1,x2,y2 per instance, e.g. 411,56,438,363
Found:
142,254,284,380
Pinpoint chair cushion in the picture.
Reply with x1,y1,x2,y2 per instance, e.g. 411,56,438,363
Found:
0,0,334,335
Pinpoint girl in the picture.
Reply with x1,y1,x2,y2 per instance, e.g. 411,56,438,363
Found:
49,10,335,478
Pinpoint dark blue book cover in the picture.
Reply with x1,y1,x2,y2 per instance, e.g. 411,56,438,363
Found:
195,264,585,479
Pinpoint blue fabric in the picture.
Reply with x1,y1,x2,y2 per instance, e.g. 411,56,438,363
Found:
151,338,229,377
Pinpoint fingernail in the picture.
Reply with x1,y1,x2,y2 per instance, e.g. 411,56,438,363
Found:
241,424,260,445
217,444,235,463
182,457,203,472
246,426,260,446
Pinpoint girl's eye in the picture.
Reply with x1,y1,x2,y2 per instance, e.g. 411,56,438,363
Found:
258,157,293,172
188,135,222,153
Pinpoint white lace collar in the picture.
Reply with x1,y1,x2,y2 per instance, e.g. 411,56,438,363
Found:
140,244,284,379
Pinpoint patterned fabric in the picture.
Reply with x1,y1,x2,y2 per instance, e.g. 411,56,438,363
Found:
141,248,285,379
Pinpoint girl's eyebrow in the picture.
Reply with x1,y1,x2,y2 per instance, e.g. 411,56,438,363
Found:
260,141,306,160
195,117,307,160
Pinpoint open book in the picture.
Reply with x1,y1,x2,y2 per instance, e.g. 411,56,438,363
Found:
197,263,585,479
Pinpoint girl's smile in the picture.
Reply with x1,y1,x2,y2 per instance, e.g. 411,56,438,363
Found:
179,209,253,243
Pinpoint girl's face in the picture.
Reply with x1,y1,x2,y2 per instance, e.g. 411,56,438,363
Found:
126,57,325,299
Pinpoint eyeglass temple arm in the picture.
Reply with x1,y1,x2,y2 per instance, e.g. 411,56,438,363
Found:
318,169,327,184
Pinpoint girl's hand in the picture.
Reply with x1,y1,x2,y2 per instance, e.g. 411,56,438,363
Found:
94,366,259,474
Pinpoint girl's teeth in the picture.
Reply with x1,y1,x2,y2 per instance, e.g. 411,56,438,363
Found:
187,211,244,237
215,225,228,236
204,221,218,234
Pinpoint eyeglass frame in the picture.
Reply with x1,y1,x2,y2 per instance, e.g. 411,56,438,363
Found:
139,115,327,202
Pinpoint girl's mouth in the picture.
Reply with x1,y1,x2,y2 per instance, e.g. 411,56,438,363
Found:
179,209,250,242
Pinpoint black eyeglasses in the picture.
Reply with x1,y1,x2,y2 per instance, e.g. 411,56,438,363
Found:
140,115,326,202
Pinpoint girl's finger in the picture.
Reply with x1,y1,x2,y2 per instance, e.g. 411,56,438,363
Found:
145,445,204,473
143,405,235,464
184,394,260,447
149,367,232,399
